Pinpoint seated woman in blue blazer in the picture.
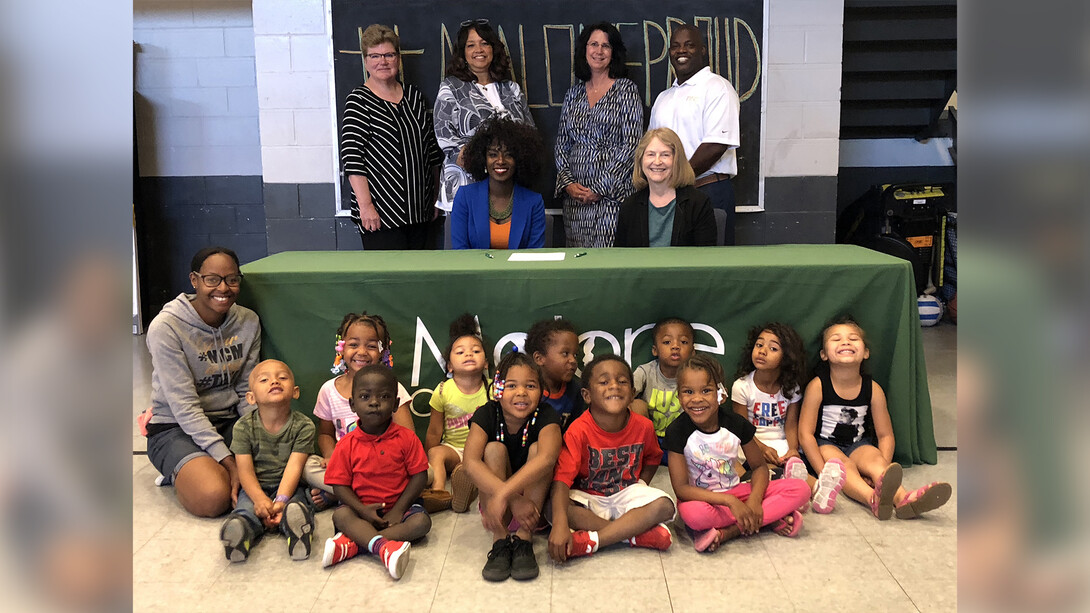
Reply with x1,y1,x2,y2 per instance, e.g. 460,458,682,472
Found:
614,127,717,247
452,116,546,249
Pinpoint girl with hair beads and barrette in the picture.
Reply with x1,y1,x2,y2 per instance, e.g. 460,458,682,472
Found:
303,312,414,510
731,323,824,502
667,354,811,552
423,314,492,512
462,350,563,581
798,315,952,520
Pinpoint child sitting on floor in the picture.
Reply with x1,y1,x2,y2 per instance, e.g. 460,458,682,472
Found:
798,315,952,520
632,317,696,450
463,351,563,581
304,312,415,510
548,354,676,563
219,359,316,562
525,318,585,430
425,314,491,512
668,354,811,552
321,366,432,579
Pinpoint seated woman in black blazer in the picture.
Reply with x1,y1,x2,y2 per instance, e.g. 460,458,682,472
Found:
614,127,717,247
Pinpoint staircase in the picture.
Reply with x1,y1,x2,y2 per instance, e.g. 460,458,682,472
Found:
840,0,956,140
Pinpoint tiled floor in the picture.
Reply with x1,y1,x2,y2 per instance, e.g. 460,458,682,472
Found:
133,324,957,612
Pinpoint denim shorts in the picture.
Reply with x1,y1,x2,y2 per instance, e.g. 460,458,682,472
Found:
817,436,876,458
146,417,237,484
379,502,427,522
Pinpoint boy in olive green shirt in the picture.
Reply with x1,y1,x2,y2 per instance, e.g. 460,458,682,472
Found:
219,359,316,562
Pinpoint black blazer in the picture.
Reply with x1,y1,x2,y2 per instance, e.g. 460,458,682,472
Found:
614,185,717,247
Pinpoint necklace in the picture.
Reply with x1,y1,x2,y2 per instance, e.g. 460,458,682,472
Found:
489,193,513,222
586,78,612,100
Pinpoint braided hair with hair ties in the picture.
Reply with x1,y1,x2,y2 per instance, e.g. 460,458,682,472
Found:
331,312,394,374
491,348,544,447
676,353,727,392
443,312,489,384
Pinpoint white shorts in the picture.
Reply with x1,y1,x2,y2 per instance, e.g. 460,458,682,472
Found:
440,442,464,461
740,438,789,463
569,483,674,521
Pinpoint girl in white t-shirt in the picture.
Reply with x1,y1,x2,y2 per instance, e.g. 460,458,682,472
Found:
303,312,414,508
731,323,811,486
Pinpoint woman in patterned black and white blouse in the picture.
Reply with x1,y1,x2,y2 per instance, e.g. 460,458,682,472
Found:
554,22,644,248
434,19,535,216
341,24,442,250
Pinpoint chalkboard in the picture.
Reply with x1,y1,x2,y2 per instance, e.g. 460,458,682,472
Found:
332,0,764,210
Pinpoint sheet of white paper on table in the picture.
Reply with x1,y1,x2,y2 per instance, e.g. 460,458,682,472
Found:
507,252,566,261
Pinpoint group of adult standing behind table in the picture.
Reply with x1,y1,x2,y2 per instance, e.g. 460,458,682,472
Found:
341,19,740,252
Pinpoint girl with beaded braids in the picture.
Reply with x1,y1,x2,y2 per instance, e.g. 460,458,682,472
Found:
460,350,563,581
450,116,547,249
303,312,415,510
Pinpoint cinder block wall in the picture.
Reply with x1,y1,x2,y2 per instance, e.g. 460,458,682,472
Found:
134,0,265,316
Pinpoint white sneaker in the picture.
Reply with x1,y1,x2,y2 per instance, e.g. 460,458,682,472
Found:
812,458,846,514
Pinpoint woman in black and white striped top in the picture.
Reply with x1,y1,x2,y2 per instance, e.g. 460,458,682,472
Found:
341,24,443,250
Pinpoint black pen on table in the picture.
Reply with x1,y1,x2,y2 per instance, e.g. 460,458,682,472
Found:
484,252,494,259
573,251,587,258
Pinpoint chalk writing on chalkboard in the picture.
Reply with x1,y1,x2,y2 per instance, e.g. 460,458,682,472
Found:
338,19,761,107
332,1,764,208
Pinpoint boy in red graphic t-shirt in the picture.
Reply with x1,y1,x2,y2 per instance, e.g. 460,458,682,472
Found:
548,354,676,563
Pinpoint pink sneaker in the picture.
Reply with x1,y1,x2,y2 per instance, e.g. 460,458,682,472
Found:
321,532,359,568
784,457,809,481
812,458,847,514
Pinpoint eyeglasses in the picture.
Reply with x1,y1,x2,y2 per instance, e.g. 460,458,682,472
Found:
460,18,489,27
193,272,243,288
365,52,398,61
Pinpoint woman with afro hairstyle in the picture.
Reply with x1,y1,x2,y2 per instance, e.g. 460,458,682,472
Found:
451,116,547,249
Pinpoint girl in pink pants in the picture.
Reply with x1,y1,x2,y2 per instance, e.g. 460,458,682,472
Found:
664,355,811,552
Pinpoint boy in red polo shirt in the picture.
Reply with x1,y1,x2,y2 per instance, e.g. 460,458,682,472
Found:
321,366,431,579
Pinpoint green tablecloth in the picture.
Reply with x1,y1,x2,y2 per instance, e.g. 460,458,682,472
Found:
239,245,937,465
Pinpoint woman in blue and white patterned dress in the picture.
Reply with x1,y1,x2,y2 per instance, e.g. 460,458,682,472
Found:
554,22,644,248
434,19,535,215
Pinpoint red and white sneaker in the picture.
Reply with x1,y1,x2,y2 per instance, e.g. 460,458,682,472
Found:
569,530,597,558
379,540,411,580
321,532,359,568
630,523,672,550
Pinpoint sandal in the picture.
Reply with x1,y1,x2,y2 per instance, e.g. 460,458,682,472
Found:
869,463,903,520
770,509,803,537
311,488,338,511
693,528,727,553
894,481,952,519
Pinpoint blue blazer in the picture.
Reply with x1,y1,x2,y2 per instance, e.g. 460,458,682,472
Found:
451,181,546,250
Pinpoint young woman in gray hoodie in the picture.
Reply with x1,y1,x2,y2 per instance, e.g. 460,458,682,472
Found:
145,247,262,517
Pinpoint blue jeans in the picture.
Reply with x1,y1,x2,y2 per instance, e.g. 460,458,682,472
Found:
231,485,311,536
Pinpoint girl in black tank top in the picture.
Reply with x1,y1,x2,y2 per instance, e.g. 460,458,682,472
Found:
798,318,952,521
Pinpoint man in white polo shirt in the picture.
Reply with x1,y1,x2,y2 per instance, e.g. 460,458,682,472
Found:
649,24,740,244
